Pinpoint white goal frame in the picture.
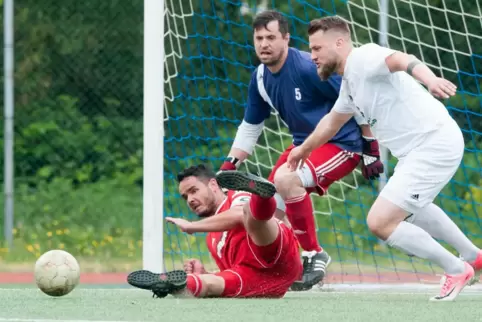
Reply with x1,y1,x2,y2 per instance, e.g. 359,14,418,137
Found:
142,0,165,272
141,0,390,272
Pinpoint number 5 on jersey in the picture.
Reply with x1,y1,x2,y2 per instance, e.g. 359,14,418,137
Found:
295,88,301,100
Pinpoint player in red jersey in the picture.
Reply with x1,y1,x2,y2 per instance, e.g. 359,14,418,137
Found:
127,164,302,298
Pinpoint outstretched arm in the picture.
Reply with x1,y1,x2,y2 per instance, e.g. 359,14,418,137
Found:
166,206,244,234
359,44,456,99
287,110,353,170
302,110,353,153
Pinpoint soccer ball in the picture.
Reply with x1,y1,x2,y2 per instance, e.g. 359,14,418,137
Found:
34,249,80,297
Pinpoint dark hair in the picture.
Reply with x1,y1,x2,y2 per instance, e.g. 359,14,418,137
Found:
177,164,216,183
253,10,289,35
308,16,350,36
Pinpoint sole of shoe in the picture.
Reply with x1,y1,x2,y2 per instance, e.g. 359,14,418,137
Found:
216,171,276,198
127,270,187,294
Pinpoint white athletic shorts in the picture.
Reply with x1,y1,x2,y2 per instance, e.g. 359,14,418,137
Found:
379,119,464,214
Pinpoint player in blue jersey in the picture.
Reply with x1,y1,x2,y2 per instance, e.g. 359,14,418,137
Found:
219,10,384,291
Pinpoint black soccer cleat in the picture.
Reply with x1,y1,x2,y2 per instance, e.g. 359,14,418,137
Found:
127,269,187,298
290,250,332,291
216,170,276,198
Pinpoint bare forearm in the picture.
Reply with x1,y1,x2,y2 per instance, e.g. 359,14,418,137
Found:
191,210,244,233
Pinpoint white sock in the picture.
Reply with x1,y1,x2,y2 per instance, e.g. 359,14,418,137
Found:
386,221,465,275
406,203,480,262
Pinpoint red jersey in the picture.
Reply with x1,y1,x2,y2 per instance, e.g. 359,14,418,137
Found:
205,190,302,298
206,190,252,271
206,190,299,271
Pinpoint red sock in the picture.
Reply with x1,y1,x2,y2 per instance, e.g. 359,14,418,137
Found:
249,194,276,221
285,192,322,252
186,274,204,297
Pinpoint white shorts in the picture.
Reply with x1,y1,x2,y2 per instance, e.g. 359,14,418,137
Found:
379,119,464,214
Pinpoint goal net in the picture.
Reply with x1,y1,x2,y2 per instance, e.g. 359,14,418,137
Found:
160,0,482,284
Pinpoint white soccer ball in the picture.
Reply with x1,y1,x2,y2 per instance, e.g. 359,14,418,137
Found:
34,249,80,297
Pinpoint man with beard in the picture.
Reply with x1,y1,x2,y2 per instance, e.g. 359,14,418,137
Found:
219,10,383,291
127,164,302,299
287,15,482,301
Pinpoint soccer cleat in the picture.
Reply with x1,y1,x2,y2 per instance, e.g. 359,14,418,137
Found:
215,170,276,198
430,262,474,302
290,250,331,291
127,269,187,298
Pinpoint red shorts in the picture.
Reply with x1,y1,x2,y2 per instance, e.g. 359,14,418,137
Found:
268,143,360,195
215,223,302,298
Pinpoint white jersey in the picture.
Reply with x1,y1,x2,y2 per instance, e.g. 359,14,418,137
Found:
333,43,454,158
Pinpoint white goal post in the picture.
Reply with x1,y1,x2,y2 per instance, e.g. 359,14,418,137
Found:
142,0,164,272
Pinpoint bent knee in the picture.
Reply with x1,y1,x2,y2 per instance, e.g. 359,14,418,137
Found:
366,213,385,237
274,172,303,197
367,198,407,239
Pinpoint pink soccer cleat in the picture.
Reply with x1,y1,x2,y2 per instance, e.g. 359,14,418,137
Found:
431,262,474,302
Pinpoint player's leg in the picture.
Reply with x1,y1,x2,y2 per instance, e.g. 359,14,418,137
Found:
370,121,474,301
273,193,291,227
274,143,360,290
127,269,235,298
405,203,482,279
267,146,293,227
127,268,295,299
216,170,279,246
368,196,473,301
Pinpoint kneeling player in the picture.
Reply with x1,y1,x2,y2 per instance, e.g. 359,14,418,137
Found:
127,165,302,298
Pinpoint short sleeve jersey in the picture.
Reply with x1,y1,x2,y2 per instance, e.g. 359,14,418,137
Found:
333,43,453,158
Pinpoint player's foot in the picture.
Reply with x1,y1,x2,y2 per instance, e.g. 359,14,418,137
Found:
215,170,276,198
127,269,187,298
290,250,331,291
444,252,482,286
430,262,474,302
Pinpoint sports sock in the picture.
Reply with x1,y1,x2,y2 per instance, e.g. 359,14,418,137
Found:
249,194,276,221
186,274,204,297
285,192,322,252
407,203,480,262
387,221,465,275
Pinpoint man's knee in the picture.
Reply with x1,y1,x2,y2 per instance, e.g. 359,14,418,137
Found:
367,196,409,240
273,165,304,198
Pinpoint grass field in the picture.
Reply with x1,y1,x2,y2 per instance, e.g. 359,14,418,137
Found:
0,284,481,322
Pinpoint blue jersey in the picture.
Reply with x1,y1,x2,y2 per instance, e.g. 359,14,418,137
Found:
245,47,362,152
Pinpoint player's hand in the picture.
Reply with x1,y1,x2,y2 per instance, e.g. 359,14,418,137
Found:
165,217,196,234
361,136,384,180
287,145,311,171
426,77,457,99
183,259,206,274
